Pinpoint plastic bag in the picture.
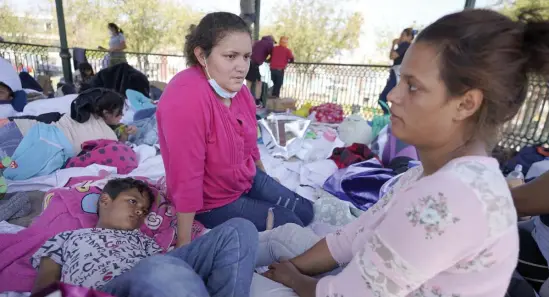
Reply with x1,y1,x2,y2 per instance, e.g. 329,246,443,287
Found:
258,113,311,159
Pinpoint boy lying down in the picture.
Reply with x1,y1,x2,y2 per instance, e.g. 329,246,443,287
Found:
31,177,258,297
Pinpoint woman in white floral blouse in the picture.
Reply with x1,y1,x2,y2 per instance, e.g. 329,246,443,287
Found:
260,9,549,297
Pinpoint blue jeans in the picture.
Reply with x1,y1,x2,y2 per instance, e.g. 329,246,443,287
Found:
378,69,397,115
196,169,314,231
101,218,258,297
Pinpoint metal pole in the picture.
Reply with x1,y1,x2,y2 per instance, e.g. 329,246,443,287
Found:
55,0,72,84
464,0,476,8
254,0,261,41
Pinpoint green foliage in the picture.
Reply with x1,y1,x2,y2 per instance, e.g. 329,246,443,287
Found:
261,0,363,63
0,0,38,43
500,0,549,19
4,0,363,61
31,0,200,54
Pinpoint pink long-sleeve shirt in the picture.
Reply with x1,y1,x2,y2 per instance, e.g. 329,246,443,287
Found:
156,66,260,213
318,156,518,297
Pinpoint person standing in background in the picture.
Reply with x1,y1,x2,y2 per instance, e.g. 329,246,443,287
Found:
246,35,275,105
269,36,294,98
378,28,415,114
99,23,127,67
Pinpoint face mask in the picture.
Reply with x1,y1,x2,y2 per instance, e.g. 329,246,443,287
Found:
204,58,238,99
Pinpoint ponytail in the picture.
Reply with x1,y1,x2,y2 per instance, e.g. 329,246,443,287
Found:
108,22,123,35
519,9,549,77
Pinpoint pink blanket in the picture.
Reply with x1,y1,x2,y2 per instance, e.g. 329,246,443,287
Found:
0,175,206,292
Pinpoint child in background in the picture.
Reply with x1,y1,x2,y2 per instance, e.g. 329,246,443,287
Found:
73,62,96,93
31,178,258,297
11,88,136,155
0,57,27,115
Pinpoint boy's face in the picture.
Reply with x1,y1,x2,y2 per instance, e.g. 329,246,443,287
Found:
0,84,12,101
98,188,151,230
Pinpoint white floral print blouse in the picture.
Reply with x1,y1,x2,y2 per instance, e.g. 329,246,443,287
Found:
317,156,518,297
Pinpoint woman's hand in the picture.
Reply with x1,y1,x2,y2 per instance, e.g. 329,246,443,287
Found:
263,261,317,297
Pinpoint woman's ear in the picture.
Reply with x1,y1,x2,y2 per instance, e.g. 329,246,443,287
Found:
194,47,206,67
454,88,483,121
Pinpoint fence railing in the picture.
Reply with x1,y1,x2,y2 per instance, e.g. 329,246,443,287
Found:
0,41,186,83
1,41,547,150
281,62,390,118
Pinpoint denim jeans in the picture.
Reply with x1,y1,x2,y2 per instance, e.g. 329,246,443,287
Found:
101,218,258,297
0,121,23,158
270,69,284,97
378,68,397,115
196,169,314,231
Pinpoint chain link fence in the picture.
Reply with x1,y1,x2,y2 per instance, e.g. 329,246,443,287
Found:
1,41,547,150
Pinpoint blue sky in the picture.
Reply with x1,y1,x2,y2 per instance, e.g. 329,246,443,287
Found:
10,0,502,62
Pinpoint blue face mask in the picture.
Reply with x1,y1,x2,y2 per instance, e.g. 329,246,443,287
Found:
204,59,238,99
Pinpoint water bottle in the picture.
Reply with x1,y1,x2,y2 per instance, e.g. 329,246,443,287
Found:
506,164,525,188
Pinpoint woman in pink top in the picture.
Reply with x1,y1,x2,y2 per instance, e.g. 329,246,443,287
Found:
156,12,313,247
260,9,549,297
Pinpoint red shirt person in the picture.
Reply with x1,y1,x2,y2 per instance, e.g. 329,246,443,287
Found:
269,36,294,97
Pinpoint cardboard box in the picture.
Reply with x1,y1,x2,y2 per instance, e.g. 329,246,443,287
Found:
266,98,297,112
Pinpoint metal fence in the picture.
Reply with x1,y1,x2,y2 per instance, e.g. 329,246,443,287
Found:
281,63,390,118
84,49,185,83
1,41,547,149
0,41,186,83
283,63,549,149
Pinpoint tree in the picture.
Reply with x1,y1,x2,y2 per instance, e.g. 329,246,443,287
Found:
42,0,201,54
108,0,170,54
0,0,38,43
374,27,396,64
261,0,363,63
500,0,549,19
57,0,113,49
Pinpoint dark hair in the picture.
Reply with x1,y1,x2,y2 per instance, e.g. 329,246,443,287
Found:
98,178,155,215
415,9,549,144
0,82,12,94
78,62,94,78
71,88,125,123
184,12,251,67
402,27,415,40
108,22,123,35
